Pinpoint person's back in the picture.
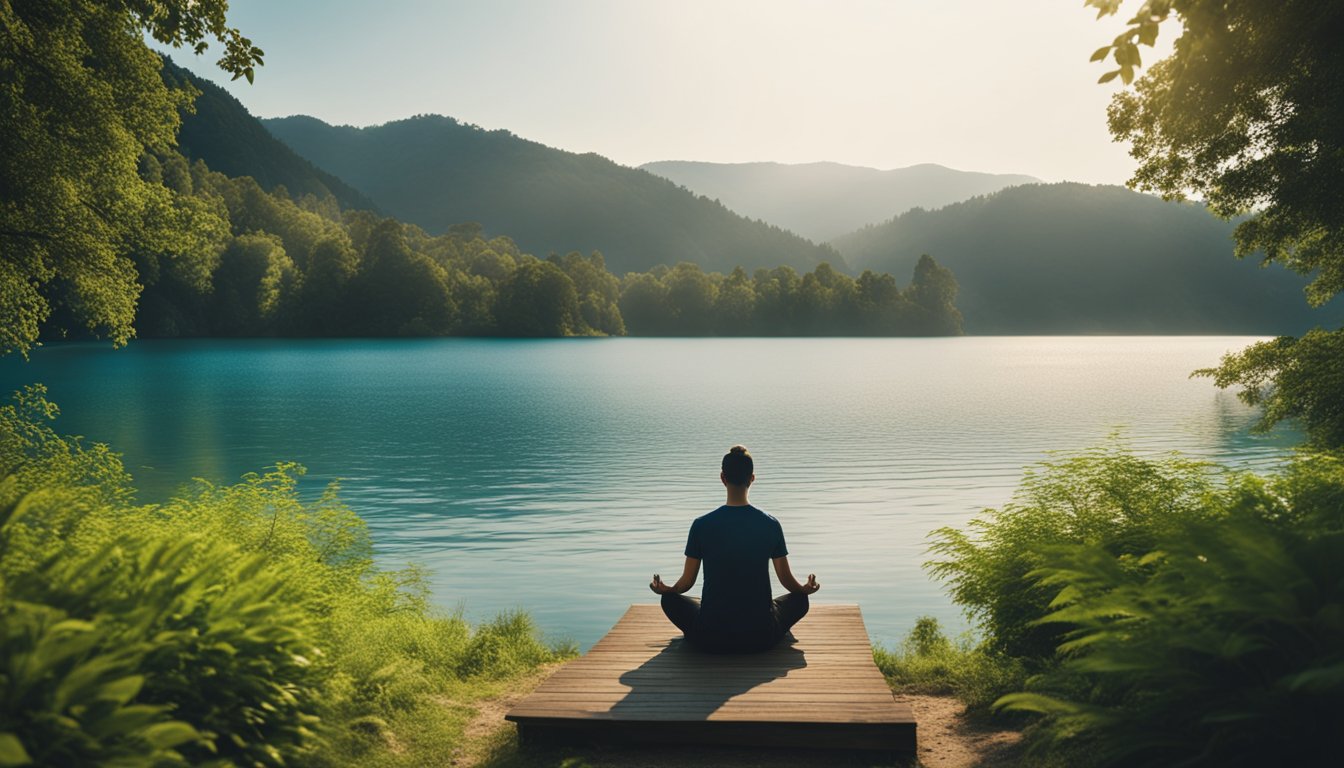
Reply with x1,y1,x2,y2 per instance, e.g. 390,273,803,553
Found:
650,445,820,653
687,503,786,650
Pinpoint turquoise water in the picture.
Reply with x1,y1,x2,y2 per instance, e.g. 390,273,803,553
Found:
0,337,1295,648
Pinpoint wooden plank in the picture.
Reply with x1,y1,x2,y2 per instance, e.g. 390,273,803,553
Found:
507,602,916,754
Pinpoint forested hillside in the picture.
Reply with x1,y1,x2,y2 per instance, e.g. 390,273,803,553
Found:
262,114,845,274
831,183,1341,334
641,160,1037,242
130,152,960,339
162,60,377,212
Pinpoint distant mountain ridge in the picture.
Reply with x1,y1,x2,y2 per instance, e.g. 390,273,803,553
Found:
161,59,377,212
640,160,1039,241
261,115,845,274
830,182,1341,334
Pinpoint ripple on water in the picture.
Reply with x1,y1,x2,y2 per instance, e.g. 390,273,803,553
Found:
0,336,1298,647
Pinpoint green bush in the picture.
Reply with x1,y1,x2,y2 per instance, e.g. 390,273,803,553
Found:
873,617,1026,712
927,442,1223,659
929,443,1344,766
0,387,567,766
999,488,1344,766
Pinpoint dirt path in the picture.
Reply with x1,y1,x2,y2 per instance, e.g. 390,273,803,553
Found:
458,673,1023,768
897,694,1023,768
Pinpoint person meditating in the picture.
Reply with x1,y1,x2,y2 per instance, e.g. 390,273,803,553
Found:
650,445,820,653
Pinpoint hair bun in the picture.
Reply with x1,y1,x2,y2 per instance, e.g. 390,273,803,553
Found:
729,444,748,455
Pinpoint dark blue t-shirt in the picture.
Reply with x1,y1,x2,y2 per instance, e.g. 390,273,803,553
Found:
684,504,788,648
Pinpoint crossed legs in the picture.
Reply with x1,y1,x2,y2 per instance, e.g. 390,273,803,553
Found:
660,592,810,650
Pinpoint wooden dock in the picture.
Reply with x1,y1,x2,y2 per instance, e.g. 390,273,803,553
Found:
506,603,916,754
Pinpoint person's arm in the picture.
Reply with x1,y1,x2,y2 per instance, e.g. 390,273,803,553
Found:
651,557,700,595
772,556,820,595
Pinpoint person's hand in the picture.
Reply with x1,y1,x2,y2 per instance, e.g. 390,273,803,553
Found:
801,574,820,595
650,574,672,595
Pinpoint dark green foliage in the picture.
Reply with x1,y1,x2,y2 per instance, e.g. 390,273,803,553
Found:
927,444,1220,659
1086,2,1344,457
262,114,847,275
1090,1,1344,306
0,388,570,766
495,260,583,337
161,58,377,212
617,259,962,337
0,0,259,356
830,183,1342,334
116,153,962,339
1194,329,1344,450
996,456,1344,767
931,445,1344,766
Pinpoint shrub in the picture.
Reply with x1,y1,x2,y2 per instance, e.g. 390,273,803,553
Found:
999,497,1344,766
873,617,1027,712
0,387,567,766
927,442,1224,659
929,443,1344,766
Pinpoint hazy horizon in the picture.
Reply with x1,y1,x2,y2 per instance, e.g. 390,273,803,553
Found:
155,0,1176,186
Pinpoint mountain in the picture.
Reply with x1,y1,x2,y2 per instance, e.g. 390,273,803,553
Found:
160,59,377,212
640,160,1039,242
830,183,1341,334
262,114,844,274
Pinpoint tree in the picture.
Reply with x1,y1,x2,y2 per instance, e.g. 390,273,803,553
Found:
494,258,581,337
0,0,262,356
908,254,963,336
619,272,674,336
712,267,756,335
1086,1,1344,447
1090,1,1344,300
350,220,455,336
211,234,296,335
663,263,718,336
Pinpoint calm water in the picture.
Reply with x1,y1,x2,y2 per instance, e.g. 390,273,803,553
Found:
0,337,1295,647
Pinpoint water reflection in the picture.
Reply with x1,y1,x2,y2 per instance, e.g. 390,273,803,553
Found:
0,337,1297,648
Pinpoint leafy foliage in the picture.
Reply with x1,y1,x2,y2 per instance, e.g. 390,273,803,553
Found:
872,617,1026,712
931,445,1344,766
927,443,1220,659
995,454,1344,767
0,388,571,766
0,0,258,356
1087,1,1344,450
1193,329,1344,450
1090,1,1344,303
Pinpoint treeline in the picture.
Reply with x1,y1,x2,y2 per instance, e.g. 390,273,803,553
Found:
127,153,963,339
619,258,961,336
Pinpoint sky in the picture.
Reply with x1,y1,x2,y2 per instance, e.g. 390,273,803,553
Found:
159,0,1176,185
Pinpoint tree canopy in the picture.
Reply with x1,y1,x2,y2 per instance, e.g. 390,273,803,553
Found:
0,0,258,356
1089,0,1344,304
1088,1,1344,448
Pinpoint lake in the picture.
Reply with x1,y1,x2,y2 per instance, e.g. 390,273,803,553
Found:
0,337,1295,648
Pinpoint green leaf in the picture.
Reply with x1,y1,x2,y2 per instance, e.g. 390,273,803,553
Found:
0,734,30,767
95,675,144,704
1090,46,1111,62
140,721,201,749
1099,70,1121,84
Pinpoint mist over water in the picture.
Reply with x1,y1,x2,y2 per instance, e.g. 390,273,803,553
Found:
1,337,1294,647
